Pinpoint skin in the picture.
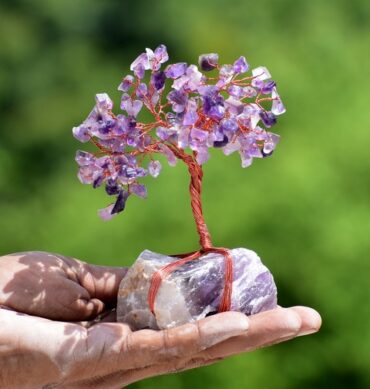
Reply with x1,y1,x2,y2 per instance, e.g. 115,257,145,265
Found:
0,251,322,389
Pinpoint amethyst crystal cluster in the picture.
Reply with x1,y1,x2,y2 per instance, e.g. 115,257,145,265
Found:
117,248,277,330
72,44,286,220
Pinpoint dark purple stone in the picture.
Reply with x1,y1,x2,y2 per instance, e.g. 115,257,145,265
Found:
111,191,129,214
199,53,219,71
260,111,277,128
152,71,166,90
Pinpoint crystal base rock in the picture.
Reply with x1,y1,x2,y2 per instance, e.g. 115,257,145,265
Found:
117,248,277,330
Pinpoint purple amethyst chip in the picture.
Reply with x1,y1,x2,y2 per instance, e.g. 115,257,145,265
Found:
199,53,219,71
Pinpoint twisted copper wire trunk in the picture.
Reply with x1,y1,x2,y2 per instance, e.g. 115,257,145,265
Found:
169,145,212,250
148,145,233,315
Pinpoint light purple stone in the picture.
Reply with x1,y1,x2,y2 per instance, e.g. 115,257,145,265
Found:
263,132,280,155
72,126,90,143
228,85,244,98
118,75,135,92
223,139,241,156
178,127,190,148
117,248,278,330
95,93,113,110
98,204,116,221
271,87,286,115
148,160,162,178
130,183,147,198
183,100,199,126
225,96,244,115
158,144,177,166
252,66,271,82
243,86,258,98
130,52,150,72
156,126,171,141
191,128,208,142
120,94,143,117
152,45,169,70
173,65,204,91
136,83,148,98
165,62,187,79
233,56,249,73
239,150,253,168
195,147,210,164
75,150,95,166
216,64,235,88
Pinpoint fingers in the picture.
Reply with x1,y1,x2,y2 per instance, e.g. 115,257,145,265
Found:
290,306,322,336
71,298,106,320
196,307,319,361
127,311,248,362
72,261,129,302
66,312,248,387
50,277,106,321
84,311,248,374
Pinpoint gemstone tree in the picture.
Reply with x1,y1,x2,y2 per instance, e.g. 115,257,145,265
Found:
72,44,286,322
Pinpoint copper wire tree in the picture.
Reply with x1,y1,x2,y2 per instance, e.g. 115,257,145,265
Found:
73,44,286,314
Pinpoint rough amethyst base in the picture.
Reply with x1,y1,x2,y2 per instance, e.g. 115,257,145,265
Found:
116,248,277,330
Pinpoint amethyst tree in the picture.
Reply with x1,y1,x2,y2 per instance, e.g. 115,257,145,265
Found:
72,45,286,329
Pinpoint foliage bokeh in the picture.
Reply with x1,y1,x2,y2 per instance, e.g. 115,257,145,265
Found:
1,0,370,388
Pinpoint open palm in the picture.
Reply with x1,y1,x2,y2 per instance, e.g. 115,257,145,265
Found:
0,252,321,389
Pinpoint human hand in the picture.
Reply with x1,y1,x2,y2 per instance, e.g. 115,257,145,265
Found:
0,252,321,389
0,251,128,321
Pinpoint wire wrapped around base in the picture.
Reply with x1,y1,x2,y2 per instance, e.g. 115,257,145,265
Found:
148,247,233,315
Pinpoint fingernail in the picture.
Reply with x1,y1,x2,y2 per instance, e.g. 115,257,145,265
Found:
298,328,320,337
201,312,249,348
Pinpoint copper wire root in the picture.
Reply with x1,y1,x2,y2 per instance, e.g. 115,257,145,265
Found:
148,251,201,314
206,247,233,312
148,247,233,315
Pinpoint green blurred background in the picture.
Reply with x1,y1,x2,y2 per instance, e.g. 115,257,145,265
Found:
1,0,370,387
